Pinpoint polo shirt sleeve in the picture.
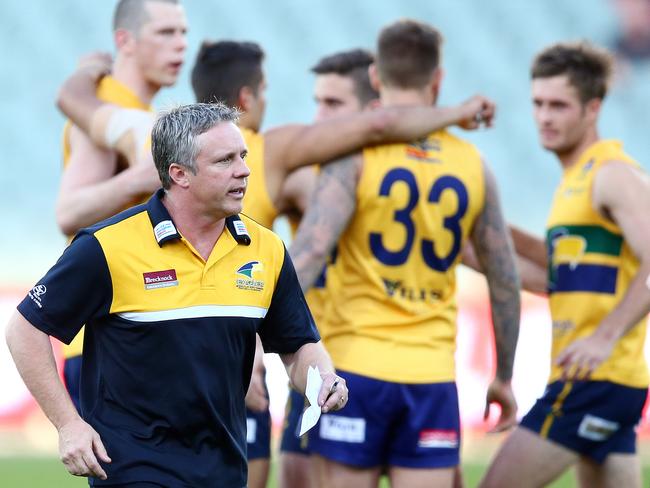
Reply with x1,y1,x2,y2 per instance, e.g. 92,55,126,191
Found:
259,246,320,354
17,232,113,344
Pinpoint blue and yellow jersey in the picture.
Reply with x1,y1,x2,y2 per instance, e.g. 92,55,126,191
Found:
240,127,278,229
61,76,152,359
18,190,318,487
546,140,649,388
323,131,485,383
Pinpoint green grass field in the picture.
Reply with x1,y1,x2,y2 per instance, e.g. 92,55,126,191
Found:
0,456,618,488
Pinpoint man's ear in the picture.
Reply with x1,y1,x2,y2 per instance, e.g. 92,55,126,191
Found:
238,86,255,111
430,68,444,103
169,163,192,188
368,63,382,93
114,28,136,56
585,98,602,125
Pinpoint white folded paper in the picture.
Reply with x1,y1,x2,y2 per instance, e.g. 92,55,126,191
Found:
298,365,323,436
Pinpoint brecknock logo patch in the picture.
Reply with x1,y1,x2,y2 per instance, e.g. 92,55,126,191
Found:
143,269,178,290
236,261,264,291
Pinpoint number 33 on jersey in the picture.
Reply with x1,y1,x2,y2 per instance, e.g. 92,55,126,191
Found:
323,130,485,384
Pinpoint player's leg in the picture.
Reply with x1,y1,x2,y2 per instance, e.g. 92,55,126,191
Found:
576,453,641,488
312,455,381,488
482,380,648,488
308,370,396,488
387,382,461,488
247,459,270,488
280,452,314,488
279,388,314,488
389,466,454,488
480,427,577,487
246,407,271,488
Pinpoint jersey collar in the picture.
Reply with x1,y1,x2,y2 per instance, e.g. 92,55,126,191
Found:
146,189,251,247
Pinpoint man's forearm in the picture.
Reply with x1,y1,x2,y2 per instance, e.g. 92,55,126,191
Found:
282,341,335,394
56,168,148,235
596,262,650,341
5,312,80,430
57,69,104,136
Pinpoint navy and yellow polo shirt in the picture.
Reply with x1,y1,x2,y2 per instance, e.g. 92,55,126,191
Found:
18,189,319,488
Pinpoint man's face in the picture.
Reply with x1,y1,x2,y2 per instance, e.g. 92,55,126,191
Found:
531,75,591,154
190,122,250,218
134,1,188,88
313,73,363,121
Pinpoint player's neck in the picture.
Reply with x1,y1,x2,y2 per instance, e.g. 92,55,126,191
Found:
162,190,226,260
380,88,435,107
556,128,599,169
112,56,160,105
238,112,260,133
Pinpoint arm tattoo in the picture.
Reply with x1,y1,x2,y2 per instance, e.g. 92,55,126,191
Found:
471,163,521,381
289,153,360,292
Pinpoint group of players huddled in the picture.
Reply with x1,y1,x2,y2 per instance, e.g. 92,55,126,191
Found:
13,0,650,486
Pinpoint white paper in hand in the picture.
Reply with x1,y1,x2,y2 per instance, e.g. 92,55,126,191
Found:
299,365,323,436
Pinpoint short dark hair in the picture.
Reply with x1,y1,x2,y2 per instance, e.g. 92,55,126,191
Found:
531,41,614,103
191,41,265,107
113,0,179,33
311,49,378,106
152,102,240,189
376,19,443,89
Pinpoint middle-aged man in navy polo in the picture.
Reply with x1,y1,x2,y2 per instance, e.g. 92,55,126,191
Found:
5,102,348,488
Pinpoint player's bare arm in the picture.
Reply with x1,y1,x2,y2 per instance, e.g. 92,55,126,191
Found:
57,54,111,138
462,232,547,295
275,166,317,219
510,225,547,268
262,96,494,200
5,311,111,479
289,153,360,292
56,126,158,235
556,161,650,379
57,59,155,167
470,162,521,432
245,335,269,413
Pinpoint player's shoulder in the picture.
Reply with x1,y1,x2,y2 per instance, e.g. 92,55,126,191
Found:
435,129,482,154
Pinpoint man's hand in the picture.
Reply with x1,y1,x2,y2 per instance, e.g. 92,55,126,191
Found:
484,378,517,433
58,418,111,480
76,51,112,82
318,372,349,413
555,332,616,381
456,95,496,130
245,367,269,412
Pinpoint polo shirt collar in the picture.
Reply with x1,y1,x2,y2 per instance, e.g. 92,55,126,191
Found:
146,189,251,247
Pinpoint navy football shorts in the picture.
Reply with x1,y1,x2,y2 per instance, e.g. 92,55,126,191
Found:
280,387,311,455
309,370,460,468
521,380,647,463
246,406,271,460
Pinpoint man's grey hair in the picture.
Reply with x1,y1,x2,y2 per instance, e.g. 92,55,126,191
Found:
113,0,179,34
151,102,240,189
